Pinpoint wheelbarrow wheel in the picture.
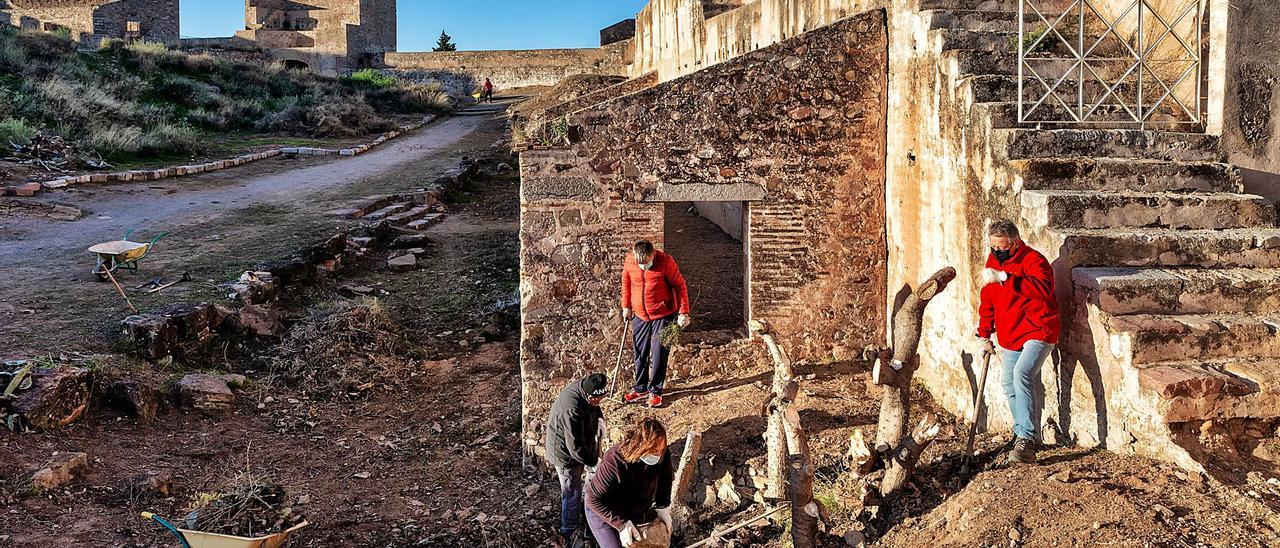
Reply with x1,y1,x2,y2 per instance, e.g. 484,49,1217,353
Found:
94,256,114,282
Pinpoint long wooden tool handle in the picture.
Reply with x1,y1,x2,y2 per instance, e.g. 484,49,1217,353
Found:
607,316,629,397
104,268,138,313
685,506,786,548
964,348,993,458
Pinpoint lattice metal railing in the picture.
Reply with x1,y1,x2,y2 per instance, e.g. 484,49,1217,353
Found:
1018,0,1204,128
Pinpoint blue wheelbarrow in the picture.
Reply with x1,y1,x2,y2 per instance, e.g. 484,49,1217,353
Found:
142,512,309,548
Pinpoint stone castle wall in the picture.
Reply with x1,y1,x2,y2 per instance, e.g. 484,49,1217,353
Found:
384,42,629,97
518,12,888,456
0,0,178,44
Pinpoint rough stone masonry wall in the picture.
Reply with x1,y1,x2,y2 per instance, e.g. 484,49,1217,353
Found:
0,0,177,44
1221,1,1280,206
519,12,888,457
384,43,629,98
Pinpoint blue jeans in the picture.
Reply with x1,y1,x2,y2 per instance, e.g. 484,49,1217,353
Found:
1000,340,1054,442
557,464,586,537
586,507,623,548
632,315,674,395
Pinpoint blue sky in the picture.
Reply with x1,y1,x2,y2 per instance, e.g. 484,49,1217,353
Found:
181,1,650,51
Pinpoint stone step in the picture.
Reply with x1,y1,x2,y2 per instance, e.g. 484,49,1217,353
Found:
385,205,433,225
920,0,1022,11
1057,228,1280,268
1135,358,1280,423
1022,190,1275,230
406,213,446,230
1107,312,1280,365
1075,267,1280,315
961,74,1147,104
364,202,413,220
933,28,1018,52
947,49,1017,76
979,102,1192,129
927,9,1041,32
998,129,1223,161
1008,158,1239,193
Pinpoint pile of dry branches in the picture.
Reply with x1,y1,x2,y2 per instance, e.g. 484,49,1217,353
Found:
185,470,302,537
271,299,418,397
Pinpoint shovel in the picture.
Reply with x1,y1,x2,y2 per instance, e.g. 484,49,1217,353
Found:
962,344,994,473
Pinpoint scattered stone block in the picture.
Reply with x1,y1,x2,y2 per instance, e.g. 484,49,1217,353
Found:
222,374,249,389
227,271,280,304
126,469,174,498
121,313,177,360
12,182,41,196
12,367,93,430
387,254,418,272
391,234,434,248
103,378,162,424
179,373,235,416
238,304,284,337
30,452,88,491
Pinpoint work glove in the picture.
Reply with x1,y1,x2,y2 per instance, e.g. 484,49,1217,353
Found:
677,314,690,328
622,308,633,320
620,520,645,547
978,268,1009,286
974,335,995,357
655,507,672,530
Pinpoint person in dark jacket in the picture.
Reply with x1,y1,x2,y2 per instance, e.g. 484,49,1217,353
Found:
975,219,1060,464
585,418,673,548
621,240,691,409
546,373,609,545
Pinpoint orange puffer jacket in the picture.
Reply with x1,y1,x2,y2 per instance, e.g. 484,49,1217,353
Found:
620,250,690,322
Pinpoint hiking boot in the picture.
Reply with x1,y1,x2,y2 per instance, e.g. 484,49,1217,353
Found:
647,393,663,408
623,390,648,404
1009,437,1037,464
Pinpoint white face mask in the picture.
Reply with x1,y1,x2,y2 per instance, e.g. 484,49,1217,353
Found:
640,454,661,466
639,262,653,270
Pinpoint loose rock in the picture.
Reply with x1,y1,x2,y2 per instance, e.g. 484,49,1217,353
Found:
30,452,88,491
179,373,235,416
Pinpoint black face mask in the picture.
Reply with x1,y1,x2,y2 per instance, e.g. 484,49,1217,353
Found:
992,248,1013,262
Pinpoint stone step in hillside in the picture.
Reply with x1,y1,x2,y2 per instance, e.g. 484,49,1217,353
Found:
1009,158,1239,193
980,102,1190,129
1022,190,1275,230
927,9,1040,32
1136,358,1279,423
1056,228,1280,268
327,194,398,218
921,0,1020,11
933,28,1017,52
1074,267,1280,315
364,202,413,220
406,213,446,230
385,205,433,225
1101,312,1280,364
999,129,1223,161
947,49,1018,76
961,74,1144,104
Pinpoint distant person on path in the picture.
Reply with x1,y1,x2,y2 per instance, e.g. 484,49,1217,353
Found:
974,219,1060,464
621,240,690,409
585,418,674,548
546,373,609,546
482,78,495,102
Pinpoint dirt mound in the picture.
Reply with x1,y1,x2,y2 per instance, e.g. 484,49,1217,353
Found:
875,450,1280,548
271,299,419,397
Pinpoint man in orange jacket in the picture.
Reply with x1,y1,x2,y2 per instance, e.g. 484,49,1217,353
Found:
975,219,1060,464
620,240,691,408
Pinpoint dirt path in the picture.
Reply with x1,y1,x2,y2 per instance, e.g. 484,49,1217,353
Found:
0,109,509,357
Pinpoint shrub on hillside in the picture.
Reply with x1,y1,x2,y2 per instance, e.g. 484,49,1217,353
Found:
343,68,399,89
141,122,200,156
307,95,392,137
0,118,36,146
85,125,144,157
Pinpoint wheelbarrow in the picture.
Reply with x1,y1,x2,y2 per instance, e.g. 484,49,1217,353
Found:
88,229,167,282
142,512,309,548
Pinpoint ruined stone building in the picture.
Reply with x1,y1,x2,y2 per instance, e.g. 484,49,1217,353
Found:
232,0,395,74
0,0,178,44
517,0,1280,475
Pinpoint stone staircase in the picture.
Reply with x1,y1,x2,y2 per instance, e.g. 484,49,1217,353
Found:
923,0,1280,465
329,192,447,231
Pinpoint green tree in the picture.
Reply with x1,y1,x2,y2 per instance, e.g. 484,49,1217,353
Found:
432,30,457,52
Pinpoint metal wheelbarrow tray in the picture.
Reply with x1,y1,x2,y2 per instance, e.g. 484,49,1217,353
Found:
144,512,309,548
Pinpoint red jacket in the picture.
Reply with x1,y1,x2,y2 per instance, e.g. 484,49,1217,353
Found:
621,250,690,321
976,243,1060,350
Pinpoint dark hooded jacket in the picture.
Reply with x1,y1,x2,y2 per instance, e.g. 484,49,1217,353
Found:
545,378,605,469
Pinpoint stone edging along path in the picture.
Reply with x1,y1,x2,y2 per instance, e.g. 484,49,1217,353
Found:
7,114,438,197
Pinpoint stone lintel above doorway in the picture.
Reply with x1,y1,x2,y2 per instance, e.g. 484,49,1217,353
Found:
644,182,767,202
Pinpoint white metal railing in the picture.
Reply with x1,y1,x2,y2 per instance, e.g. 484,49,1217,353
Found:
1017,0,1204,128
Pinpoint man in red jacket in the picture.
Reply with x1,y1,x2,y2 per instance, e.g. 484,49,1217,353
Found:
975,219,1060,464
621,240,691,408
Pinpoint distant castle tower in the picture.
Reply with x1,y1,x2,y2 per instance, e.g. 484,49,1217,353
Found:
236,0,396,74
0,0,180,44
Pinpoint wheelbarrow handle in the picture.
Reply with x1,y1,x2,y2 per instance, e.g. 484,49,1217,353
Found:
141,512,193,548
147,231,169,247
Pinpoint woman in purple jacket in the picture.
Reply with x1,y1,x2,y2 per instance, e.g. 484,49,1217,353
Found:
585,418,674,547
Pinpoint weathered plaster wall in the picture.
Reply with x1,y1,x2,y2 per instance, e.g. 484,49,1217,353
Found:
0,0,178,44
1220,1,1280,205
384,43,629,96
629,0,885,81
519,11,888,458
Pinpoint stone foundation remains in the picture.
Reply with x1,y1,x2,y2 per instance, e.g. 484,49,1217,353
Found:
0,0,178,44
518,12,889,458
